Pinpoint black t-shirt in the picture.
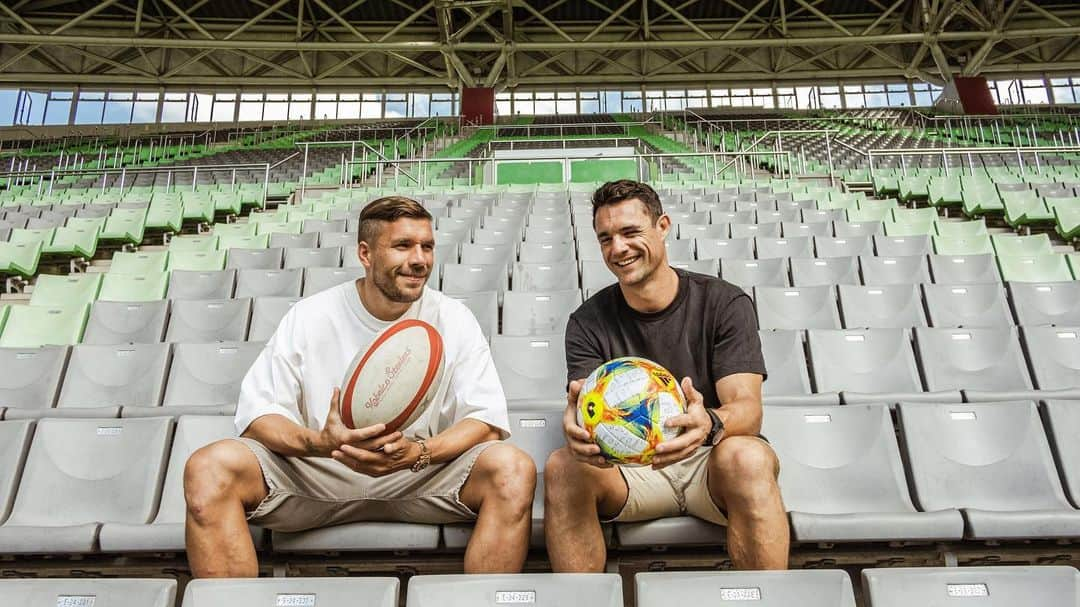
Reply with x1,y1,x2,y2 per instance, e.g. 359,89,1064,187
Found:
565,268,767,410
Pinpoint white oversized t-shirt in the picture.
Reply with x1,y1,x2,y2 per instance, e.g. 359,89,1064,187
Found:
235,281,510,439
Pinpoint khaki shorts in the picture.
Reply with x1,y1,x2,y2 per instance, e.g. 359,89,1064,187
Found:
608,437,774,526
235,437,498,532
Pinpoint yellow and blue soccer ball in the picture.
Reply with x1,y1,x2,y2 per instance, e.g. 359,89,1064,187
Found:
577,357,687,466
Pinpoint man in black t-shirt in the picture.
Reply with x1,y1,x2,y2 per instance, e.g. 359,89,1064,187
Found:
545,180,789,571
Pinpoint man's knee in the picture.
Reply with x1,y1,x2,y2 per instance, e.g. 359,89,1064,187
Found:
709,437,780,505
184,440,264,523
474,444,537,512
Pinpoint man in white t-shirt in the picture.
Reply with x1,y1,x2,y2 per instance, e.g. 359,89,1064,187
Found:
183,196,535,577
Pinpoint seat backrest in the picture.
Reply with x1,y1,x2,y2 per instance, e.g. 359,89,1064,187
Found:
1020,326,1080,391
165,298,252,343
442,263,509,294
859,255,930,286
758,330,812,397
461,243,515,266
814,236,872,259
808,328,922,394
226,247,284,270
838,284,926,329
302,267,366,296
506,410,565,471
696,237,753,260
756,237,813,260
235,268,303,298
791,256,859,287
1008,281,1080,326
897,401,1070,512
0,579,176,607
637,568,855,607
755,286,840,330
58,343,170,409
167,269,237,301
83,300,169,344
873,234,931,257
720,258,789,290
163,341,263,407
445,291,498,341
6,417,172,526
913,327,1032,392
248,297,301,342
270,231,320,249
406,574,622,607
283,246,342,269
502,290,582,336
0,420,33,524
153,416,237,524
923,283,1014,328
862,566,1079,607
928,254,1001,284
184,578,398,607
0,345,68,411
512,262,579,292
1042,400,1080,507
491,335,568,401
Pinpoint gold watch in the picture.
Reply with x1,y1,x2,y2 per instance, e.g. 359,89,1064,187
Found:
410,437,431,473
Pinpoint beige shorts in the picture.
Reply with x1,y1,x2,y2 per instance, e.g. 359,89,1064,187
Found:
609,437,774,526
235,437,498,532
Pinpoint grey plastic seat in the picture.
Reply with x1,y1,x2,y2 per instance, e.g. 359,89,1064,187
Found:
512,261,578,291
1021,326,1080,395
580,260,617,293
270,231,319,248
913,327,1033,399
815,236,872,258
898,401,1080,539
284,246,341,269
1008,281,1080,326
503,290,582,336
670,259,719,276
873,234,931,256
923,283,1014,327
303,219,347,234
721,258,789,291
303,267,366,296
316,231,357,249
833,221,884,237
0,417,172,553
226,247,284,270
838,284,926,329
755,286,841,330
765,404,962,542
928,254,1001,284
52,343,170,416
665,239,695,261
491,334,567,401
461,243,515,266
0,579,176,607
696,237,753,259
782,221,832,238
807,329,950,403
165,298,251,343
803,208,845,223
0,345,68,414
638,569,856,607
1043,400,1080,507
99,415,266,552
83,300,168,344
406,574,622,607
862,566,1080,607
0,420,33,524
731,222,780,239
235,268,303,298
677,223,728,241
758,330,838,405
791,256,859,286
183,577,397,607
859,255,930,285
446,291,498,341
442,263,509,294
167,269,236,301
159,341,263,415
756,237,812,260
248,296,301,342
519,241,574,264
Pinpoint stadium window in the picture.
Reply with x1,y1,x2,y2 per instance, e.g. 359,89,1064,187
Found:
408,93,429,117
622,90,643,112
887,83,910,107
1050,78,1075,104
161,92,188,123
18,90,46,124
710,88,731,107
74,91,106,124
912,82,937,106
794,86,816,109
431,92,454,116
819,86,841,108
315,93,337,120
665,90,687,111
0,89,16,126
43,91,73,125
730,88,753,108
385,93,407,117
601,91,622,113
992,79,1022,105
103,91,134,124
360,93,381,119
262,93,287,120
191,93,213,122
238,94,263,122
752,88,774,108
339,93,361,119
843,85,865,108
288,93,312,120
495,92,511,116
534,92,555,114
776,87,796,109
580,91,599,114
512,91,533,114
686,89,707,108
132,92,158,123
645,90,664,111
556,91,577,114
1020,79,1049,104
211,93,236,122
864,84,887,108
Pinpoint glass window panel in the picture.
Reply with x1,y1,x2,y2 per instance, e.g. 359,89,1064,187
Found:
820,92,842,109
556,97,576,113
844,92,866,108
161,101,187,123
362,93,380,101
338,100,360,119
131,101,156,123
315,101,336,119
495,97,511,115
164,92,187,101
515,98,534,114
316,93,337,102
43,97,71,125
262,102,287,120
1052,86,1076,104
22,91,46,124
385,98,407,117
240,93,263,102
108,91,133,101
212,99,235,121
1022,83,1049,104
214,93,236,102
266,93,288,102
74,99,104,124
622,91,642,112
238,102,264,121
603,91,622,113
795,87,816,109
360,99,381,118
340,93,360,101
290,93,311,102
409,93,429,116
192,93,213,121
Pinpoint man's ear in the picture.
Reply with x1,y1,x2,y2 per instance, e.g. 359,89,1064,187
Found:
656,214,672,239
357,240,373,269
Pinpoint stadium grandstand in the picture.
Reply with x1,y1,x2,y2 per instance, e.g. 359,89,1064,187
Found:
1,0,1080,605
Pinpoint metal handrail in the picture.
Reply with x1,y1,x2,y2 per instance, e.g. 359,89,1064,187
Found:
269,152,300,170
866,143,1080,178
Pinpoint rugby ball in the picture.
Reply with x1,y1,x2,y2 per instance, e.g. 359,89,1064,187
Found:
340,319,445,434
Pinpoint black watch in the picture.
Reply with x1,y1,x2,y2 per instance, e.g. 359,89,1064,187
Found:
704,409,725,446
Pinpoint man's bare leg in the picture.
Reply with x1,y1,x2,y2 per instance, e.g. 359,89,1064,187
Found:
184,440,269,578
543,447,629,572
707,436,789,569
458,443,537,573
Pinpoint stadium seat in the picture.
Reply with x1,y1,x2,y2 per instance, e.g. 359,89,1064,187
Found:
167,250,227,272
721,258,789,290
928,254,1002,284
1043,400,1080,507
51,343,170,417
992,233,1054,257
303,218,347,234
862,566,1080,607
165,298,251,343
302,267,365,296
512,262,579,291
0,417,172,553
997,254,1074,282
156,341,263,415
897,401,1080,539
859,255,930,286
83,300,168,344
99,415,267,552
502,290,582,336
763,404,962,542
932,234,994,256
756,237,812,260
491,334,567,401
520,241,574,264
0,579,176,607
227,247,284,270
790,257,859,286
580,260,617,292
110,250,168,274
758,330,838,405
99,271,170,302
914,327,1034,399
1008,282,1080,326
284,246,342,269
873,234,931,257
731,222,781,239
833,221,884,238
646,570,833,606
445,291,498,341
461,243,515,266
406,574,622,607
247,297,301,342
670,258,719,276
1020,326,1080,396
922,283,1014,327
755,286,841,330
28,273,102,308
235,268,303,298
182,577,397,607
678,223,728,240
782,221,832,238
271,231,319,249
167,269,237,300
665,239,695,261
442,263,510,294
814,236,872,259
0,304,89,347
0,420,33,524
696,237,754,259
319,231,358,249
838,284,926,329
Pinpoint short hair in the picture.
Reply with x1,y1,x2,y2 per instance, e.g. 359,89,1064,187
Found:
358,196,433,244
591,180,664,223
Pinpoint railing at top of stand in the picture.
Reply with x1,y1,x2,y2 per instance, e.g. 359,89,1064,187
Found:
472,119,658,138
865,143,1080,178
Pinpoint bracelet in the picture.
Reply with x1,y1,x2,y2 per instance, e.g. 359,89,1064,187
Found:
410,437,431,473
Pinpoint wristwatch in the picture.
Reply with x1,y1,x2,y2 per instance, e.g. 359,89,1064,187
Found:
704,409,725,446
410,438,431,473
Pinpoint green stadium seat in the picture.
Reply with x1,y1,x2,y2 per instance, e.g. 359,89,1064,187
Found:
934,220,987,238
218,233,270,250
1054,201,1080,240
168,235,219,251
28,274,103,308
101,208,147,245
146,202,184,232
961,186,1003,216
211,192,243,216
43,225,99,259
10,227,56,247
884,219,936,236
99,272,170,302
0,241,43,278
928,177,963,207
256,221,302,235
111,250,169,274
167,250,227,272
997,254,1075,283
991,233,1053,256
932,234,994,256
212,223,258,239
0,303,89,347
182,198,216,223
1002,194,1054,228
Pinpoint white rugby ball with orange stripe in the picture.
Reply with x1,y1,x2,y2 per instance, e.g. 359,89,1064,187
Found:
340,319,445,434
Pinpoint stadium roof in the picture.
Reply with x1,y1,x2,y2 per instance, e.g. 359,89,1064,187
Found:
0,0,1078,89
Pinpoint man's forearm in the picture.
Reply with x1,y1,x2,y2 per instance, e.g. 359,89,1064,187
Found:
713,397,763,438
424,418,503,465
242,414,330,458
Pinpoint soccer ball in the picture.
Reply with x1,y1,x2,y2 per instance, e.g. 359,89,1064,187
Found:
577,357,687,466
